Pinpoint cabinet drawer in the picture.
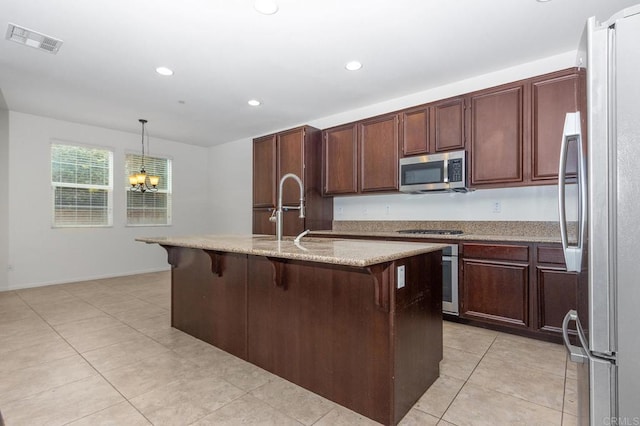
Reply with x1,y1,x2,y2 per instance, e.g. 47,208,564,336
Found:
462,243,529,262
536,245,566,265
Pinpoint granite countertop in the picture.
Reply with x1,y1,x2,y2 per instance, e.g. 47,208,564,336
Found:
309,230,563,243
315,221,576,244
136,234,446,267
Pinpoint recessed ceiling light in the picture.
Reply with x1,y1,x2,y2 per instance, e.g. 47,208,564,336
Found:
345,61,363,71
254,0,279,15
536,0,552,2
248,99,261,106
155,66,174,76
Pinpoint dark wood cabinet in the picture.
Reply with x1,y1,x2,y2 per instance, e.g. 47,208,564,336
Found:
322,123,358,195
535,245,578,335
531,69,585,182
323,114,399,195
252,126,332,235
460,243,530,328
400,97,465,157
252,135,277,207
468,68,585,188
401,105,430,156
358,113,399,192
469,83,525,187
433,97,466,153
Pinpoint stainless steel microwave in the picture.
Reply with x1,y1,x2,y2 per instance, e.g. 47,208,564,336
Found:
399,150,468,193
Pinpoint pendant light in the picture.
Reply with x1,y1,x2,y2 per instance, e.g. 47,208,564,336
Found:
128,119,159,192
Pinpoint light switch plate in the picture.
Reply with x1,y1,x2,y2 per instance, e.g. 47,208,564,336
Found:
397,265,405,289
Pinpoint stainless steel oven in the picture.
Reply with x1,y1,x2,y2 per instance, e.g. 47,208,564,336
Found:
397,229,460,315
442,244,459,315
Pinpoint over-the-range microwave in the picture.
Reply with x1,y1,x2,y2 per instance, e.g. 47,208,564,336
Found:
399,150,469,193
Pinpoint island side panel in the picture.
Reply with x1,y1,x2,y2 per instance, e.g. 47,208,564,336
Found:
392,251,443,424
169,247,248,359
247,255,394,425
247,256,334,397
330,262,393,424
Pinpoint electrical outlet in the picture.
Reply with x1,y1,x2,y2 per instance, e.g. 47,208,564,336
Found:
492,201,502,213
397,265,405,289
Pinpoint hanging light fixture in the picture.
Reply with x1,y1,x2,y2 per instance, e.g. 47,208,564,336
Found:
129,119,160,192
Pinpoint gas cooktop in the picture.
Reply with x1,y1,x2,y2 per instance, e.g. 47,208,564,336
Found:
397,229,464,235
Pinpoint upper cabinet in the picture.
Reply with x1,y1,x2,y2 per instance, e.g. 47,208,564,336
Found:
469,68,586,188
252,134,277,207
318,67,585,197
252,126,333,235
322,123,358,195
400,96,466,157
469,82,525,186
358,113,399,192
530,69,585,182
433,97,466,153
323,113,400,195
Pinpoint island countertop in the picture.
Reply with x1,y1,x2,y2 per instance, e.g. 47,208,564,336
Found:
136,234,446,267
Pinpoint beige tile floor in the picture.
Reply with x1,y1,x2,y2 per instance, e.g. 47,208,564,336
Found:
0,271,578,426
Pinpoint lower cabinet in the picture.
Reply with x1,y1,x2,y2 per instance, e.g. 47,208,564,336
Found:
460,243,530,329
460,241,577,340
535,245,578,335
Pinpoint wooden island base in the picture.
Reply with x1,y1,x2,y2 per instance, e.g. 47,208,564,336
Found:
160,245,442,425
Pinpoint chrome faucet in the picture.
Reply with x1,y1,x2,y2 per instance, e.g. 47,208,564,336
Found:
270,173,305,241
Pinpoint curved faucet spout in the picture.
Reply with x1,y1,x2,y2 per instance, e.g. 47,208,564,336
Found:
276,173,305,241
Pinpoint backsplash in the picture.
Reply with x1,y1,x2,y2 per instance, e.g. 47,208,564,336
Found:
333,185,578,222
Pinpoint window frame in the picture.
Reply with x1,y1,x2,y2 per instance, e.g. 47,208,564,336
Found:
124,151,172,227
50,140,114,228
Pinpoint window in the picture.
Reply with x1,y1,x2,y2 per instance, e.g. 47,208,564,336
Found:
51,143,113,227
125,154,172,226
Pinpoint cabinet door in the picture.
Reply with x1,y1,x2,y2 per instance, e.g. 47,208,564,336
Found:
535,245,577,334
359,113,399,192
531,71,583,181
536,266,578,334
470,84,524,186
433,97,465,152
253,135,277,207
401,106,430,156
252,208,275,235
277,127,305,205
461,259,529,328
323,124,358,195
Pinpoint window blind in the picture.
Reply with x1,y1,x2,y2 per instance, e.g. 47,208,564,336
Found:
51,143,113,227
125,154,172,226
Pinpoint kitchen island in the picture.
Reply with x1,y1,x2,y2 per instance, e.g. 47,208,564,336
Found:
137,235,445,425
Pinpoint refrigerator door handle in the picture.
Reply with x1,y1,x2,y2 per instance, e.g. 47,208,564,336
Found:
562,310,588,363
558,112,587,272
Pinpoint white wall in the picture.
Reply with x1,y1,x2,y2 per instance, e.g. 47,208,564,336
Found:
334,185,576,221
0,107,9,290
5,112,211,290
208,138,253,234
208,51,579,231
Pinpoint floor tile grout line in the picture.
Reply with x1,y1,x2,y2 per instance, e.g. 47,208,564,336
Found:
12,276,167,425
437,333,499,423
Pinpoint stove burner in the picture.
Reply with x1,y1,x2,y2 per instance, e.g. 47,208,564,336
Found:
397,229,463,235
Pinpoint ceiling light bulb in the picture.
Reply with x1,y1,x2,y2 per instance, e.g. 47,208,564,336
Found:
254,0,279,15
345,61,363,71
155,67,174,76
248,99,261,106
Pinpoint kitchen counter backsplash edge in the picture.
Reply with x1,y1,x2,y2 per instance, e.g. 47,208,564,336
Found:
316,220,577,244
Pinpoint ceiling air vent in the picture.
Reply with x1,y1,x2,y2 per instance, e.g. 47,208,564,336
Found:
5,23,63,54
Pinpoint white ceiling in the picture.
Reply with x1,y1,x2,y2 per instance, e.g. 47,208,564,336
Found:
0,0,636,147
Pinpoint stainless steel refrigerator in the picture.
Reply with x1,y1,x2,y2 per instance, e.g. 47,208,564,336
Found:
559,4,640,425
